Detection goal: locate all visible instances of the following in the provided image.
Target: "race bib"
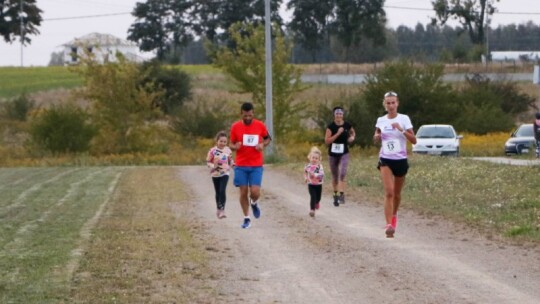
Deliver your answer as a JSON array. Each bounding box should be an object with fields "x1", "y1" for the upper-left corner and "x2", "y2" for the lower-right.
[
  {"x1": 382, "y1": 140, "x2": 402, "y2": 155},
  {"x1": 243, "y1": 134, "x2": 259, "y2": 146},
  {"x1": 331, "y1": 143, "x2": 344, "y2": 154}
]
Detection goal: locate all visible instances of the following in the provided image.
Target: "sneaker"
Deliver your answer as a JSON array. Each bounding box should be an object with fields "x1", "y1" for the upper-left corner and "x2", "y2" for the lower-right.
[
  {"x1": 391, "y1": 215, "x2": 398, "y2": 228},
  {"x1": 385, "y1": 224, "x2": 395, "y2": 238},
  {"x1": 339, "y1": 193, "x2": 345, "y2": 204},
  {"x1": 315, "y1": 202, "x2": 320, "y2": 210},
  {"x1": 309, "y1": 209, "x2": 315, "y2": 217},
  {"x1": 218, "y1": 210, "x2": 227, "y2": 219},
  {"x1": 251, "y1": 203, "x2": 261, "y2": 219},
  {"x1": 241, "y1": 218, "x2": 251, "y2": 229},
  {"x1": 216, "y1": 209, "x2": 221, "y2": 219},
  {"x1": 333, "y1": 195, "x2": 340, "y2": 207}
]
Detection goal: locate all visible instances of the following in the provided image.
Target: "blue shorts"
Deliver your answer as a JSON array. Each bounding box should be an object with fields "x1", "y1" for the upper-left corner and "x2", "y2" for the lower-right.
[{"x1": 234, "y1": 166, "x2": 264, "y2": 187}]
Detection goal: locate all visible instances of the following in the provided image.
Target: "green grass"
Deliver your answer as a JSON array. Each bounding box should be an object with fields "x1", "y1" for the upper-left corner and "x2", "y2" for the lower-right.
[
  {"x1": 0, "y1": 166, "x2": 215, "y2": 303},
  {"x1": 0, "y1": 66, "x2": 83, "y2": 99},
  {"x1": 0, "y1": 167, "x2": 125, "y2": 303}
]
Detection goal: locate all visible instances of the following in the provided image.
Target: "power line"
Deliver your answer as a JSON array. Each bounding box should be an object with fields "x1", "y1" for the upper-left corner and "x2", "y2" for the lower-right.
[
  {"x1": 44, "y1": 12, "x2": 131, "y2": 21},
  {"x1": 40, "y1": 5, "x2": 540, "y2": 23},
  {"x1": 384, "y1": 5, "x2": 540, "y2": 16}
]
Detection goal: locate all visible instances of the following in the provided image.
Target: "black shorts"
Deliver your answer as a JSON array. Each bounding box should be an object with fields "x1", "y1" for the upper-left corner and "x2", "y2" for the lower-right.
[{"x1": 377, "y1": 158, "x2": 409, "y2": 177}]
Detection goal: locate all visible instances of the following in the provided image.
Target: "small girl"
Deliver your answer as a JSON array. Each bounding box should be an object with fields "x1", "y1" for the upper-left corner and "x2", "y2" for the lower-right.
[
  {"x1": 206, "y1": 131, "x2": 234, "y2": 219},
  {"x1": 304, "y1": 147, "x2": 325, "y2": 217}
]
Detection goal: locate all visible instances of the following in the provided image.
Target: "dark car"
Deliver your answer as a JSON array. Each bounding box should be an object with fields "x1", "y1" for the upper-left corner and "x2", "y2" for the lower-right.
[{"x1": 504, "y1": 124, "x2": 535, "y2": 155}]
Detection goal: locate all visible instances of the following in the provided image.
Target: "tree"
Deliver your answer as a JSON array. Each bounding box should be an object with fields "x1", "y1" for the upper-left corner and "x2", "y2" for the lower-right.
[
  {"x1": 431, "y1": 0, "x2": 498, "y2": 48},
  {"x1": 72, "y1": 54, "x2": 167, "y2": 154},
  {"x1": 287, "y1": 0, "x2": 333, "y2": 62},
  {"x1": 331, "y1": 0, "x2": 386, "y2": 62},
  {"x1": 0, "y1": 0, "x2": 42, "y2": 44},
  {"x1": 212, "y1": 22, "x2": 305, "y2": 138},
  {"x1": 195, "y1": 0, "x2": 283, "y2": 44},
  {"x1": 139, "y1": 61, "x2": 192, "y2": 115},
  {"x1": 127, "y1": 0, "x2": 194, "y2": 60},
  {"x1": 128, "y1": 0, "x2": 283, "y2": 60}
]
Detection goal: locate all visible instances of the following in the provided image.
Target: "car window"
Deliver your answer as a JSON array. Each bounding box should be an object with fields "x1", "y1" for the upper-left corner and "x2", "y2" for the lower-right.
[
  {"x1": 417, "y1": 126, "x2": 455, "y2": 139},
  {"x1": 514, "y1": 125, "x2": 534, "y2": 137}
]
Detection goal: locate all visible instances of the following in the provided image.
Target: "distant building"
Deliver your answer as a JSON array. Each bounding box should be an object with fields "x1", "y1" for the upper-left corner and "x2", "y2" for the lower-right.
[
  {"x1": 490, "y1": 51, "x2": 540, "y2": 62},
  {"x1": 61, "y1": 32, "x2": 144, "y2": 65}
]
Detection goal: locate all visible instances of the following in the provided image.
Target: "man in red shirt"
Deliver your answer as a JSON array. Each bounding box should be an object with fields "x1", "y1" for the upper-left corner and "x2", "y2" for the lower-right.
[{"x1": 230, "y1": 102, "x2": 272, "y2": 229}]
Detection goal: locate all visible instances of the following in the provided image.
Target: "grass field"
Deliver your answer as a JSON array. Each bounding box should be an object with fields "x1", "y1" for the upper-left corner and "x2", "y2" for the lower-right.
[
  {"x1": 0, "y1": 67, "x2": 82, "y2": 99},
  {"x1": 0, "y1": 166, "x2": 215, "y2": 303}
]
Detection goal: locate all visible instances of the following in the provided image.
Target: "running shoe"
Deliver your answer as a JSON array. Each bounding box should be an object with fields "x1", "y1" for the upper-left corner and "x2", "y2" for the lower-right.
[
  {"x1": 251, "y1": 203, "x2": 261, "y2": 219},
  {"x1": 309, "y1": 209, "x2": 315, "y2": 217},
  {"x1": 333, "y1": 195, "x2": 340, "y2": 207},
  {"x1": 241, "y1": 218, "x2": 251, "y2": 229},
  {"x1": 391, "y1": 215, "x2": 398, "y2": 228},
  {"x1": 218, "y1": 209, "x2": 227, "y2": 219},
  {"x1": 385, "y1": 224, "x2": 395, "y2": 238},
  {"x1": 315, "y1": 202, "x2": 320, "y2": 210},
  {"x1": 216, "y1": 209, "x2": 221, "y2": 219},
  {"x1": 339, "y1": 193, "x2": 345, "y2": 204}
]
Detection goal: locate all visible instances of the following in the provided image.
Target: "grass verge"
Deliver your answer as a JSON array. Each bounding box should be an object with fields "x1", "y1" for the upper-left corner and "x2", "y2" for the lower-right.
[
  {"x1": 70, "y1": 167, "x2": 217, "y2": 303},
  {"x1": 281, "y1": 154, "x2": 540, "y2": 243}
]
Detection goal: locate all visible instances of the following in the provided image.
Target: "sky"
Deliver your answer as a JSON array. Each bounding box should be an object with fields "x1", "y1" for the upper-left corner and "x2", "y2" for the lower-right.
[{"x1": 1, "y1": 0, "x2": 539, "y2": 67}]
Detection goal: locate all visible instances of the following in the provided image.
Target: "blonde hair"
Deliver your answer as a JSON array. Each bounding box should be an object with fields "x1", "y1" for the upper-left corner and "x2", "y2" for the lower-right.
[{"x1": 307, "y1": 146, "x2": 322, "y2": 161}]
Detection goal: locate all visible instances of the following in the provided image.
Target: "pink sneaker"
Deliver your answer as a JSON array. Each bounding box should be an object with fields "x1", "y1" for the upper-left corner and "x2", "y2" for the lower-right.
[
  {"x1": 315, "y1": 202, "x2": 320, "y2": 210},
  {"x1": 218, "y1": 210, "x2": 227, "y2": 219},
  {"x1": 385, "y1": 224, "x2": 395, "y2": 238},
  {"x1": 391, "y1": 215, "x2": 398, "y2": 229}
]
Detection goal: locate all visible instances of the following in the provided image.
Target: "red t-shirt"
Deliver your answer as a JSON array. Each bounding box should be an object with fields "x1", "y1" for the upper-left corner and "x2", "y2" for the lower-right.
[{"x1": 230, "y1": 119, "x2": 269, "y2": 166}]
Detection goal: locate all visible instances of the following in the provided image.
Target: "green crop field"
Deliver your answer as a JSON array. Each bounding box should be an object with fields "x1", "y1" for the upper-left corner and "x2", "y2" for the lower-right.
[{"x1": 0, "y1": 66, "x2": 82, "y2": 99}]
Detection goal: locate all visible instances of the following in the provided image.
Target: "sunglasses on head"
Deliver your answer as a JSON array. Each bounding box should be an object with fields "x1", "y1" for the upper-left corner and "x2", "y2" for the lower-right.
[{"x1": 384, "y1": 91, "x2": 398, "y2": 97}]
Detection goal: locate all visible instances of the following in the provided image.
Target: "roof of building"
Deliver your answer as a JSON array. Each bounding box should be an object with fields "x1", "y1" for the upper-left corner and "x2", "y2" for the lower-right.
[{"x1": 61, "y1": 32, "x2": 137, "y2": 47}]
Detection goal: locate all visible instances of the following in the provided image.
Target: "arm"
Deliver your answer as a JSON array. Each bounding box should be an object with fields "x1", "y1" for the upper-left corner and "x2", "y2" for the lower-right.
[
  {"x1": 256, "y1": 133, "x2": 272, "y2": 151},
  {"x1": 347, "y1": 127, "x2": 356, "y2": 143},
  {"x1": 373, "y1": 128, "x2": 382, "y2": 144},
  {"x1": 325, "y1": 128, "x2": 344, "y2": 145},
  {"x1": 206, "y1": 150, "x2": 216, "y2": 169}
]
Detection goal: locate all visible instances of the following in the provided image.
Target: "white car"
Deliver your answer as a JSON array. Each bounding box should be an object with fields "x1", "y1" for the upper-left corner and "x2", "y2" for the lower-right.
[{"x1": 412, "y1": 124, "x2": 463, "y2": 156}]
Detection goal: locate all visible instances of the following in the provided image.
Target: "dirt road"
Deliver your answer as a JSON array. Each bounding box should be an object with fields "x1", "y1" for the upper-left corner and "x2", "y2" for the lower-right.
[{"x1": 179, "y1": 166, "x2": 540, "y2": 304}]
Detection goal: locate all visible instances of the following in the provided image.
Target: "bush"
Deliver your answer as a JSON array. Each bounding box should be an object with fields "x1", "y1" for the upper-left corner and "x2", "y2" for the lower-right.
[
  {"x1": 140, "y1": 61, "x2": 192, "y2": 115},
  {"x1": 1, "y1": 93, "x2": 36, "y2": 121},
  {"x1": 171, "y1": 99, "x2": 236, "y2": 139},
  {"x1": 30, "y1": 104, "x2": 96, "y2": 154},
  {"x1": 351, "y1": 61, "x2": 458, "y2": 146}
]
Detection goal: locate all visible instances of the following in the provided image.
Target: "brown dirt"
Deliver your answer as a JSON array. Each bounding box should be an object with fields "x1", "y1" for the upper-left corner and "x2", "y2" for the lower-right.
[{"x1": 179, "y1": 165, "x2": 540, "y2": 304}]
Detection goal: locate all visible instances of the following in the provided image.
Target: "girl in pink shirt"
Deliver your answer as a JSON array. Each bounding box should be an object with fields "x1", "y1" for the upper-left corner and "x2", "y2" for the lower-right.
[
  {"x1": 304, "y1": 147, "x2": 325, "y2": 217},
  {"x1": 206, "y1": 131, "x2": 234, "y2": 219}
]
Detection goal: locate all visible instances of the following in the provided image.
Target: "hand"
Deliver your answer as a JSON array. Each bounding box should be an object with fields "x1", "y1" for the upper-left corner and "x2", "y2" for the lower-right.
[
  {"x1": 337, "y1": 127, "x2": 344, "y2": 135},
  {"x1": 391, "y1": 123, "x2": 403, "y2": 132},
  {"x1": 255, "y1": 143, "x2": 264, "y2": 151},
  {"x1": 232, "y1": 142, "x2": 242, "y2": 150},
  {"x1": 373, "y1": 133, "x2": 381, "y2": 143}
]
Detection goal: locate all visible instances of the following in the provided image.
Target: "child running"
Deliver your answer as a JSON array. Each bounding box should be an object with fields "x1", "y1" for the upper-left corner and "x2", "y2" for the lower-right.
[
  {"x1": 206, "y1": 131, "x2": 234, "y2": 219},
  {"x1": 304, "y1": 147, "x2": 325, "y2": 217}
]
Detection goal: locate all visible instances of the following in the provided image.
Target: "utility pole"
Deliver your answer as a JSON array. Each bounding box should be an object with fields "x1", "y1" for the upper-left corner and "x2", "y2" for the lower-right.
[
  {"x1": 20, "y1": 0, "x2": 24, "y2": 67},
  {"x1": 485, "y1": 0, "x2": 491, "y2": 64},
  {"x1": 264, "y1": 0, "x2": 274, "y2": 155}
]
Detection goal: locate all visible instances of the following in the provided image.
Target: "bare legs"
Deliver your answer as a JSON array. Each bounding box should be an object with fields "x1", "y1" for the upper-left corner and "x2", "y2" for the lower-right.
[
  {"x1": 239, "y1": 185, "x2": 261, "y2": 216},
  {"x1": 380, "y1": 166, "x2": 405, "y2": 225}
]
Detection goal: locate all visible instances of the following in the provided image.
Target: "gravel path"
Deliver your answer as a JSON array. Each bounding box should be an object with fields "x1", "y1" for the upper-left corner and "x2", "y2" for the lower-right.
[{"x1": 178, "y1": 166, "x2": 540, "y2": 304}]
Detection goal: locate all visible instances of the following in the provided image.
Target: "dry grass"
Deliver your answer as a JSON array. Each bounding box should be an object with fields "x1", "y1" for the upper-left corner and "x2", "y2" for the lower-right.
[
  {"x1": 70, "y1": 167, "x2": 218, "y2": 303},
  {"x1": 297, "y1": 62, "x2": 537, "y2": 75}
]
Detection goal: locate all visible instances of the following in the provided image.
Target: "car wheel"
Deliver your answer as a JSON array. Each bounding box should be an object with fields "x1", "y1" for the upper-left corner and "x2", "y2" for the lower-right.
[{"x1": 516, "y1": 144, "x2": 524, "y2": 155}]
